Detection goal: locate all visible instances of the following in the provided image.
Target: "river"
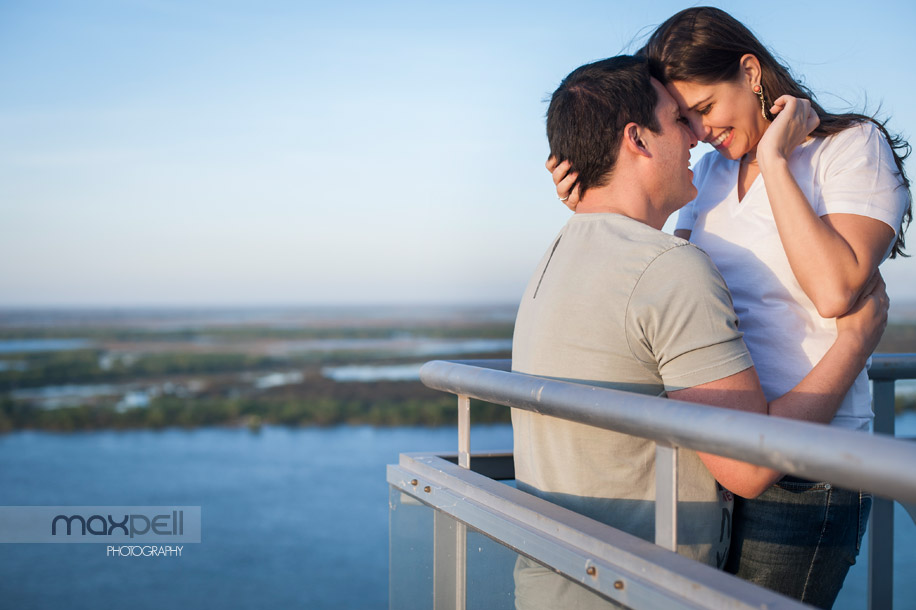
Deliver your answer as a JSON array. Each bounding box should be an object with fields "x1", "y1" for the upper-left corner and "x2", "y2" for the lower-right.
[{"x1": 0, "y1": 418, "x2": 913, "y2": 609}]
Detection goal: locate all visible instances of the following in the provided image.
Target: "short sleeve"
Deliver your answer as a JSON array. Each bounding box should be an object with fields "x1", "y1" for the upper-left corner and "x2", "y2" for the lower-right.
[
  {"x1": 818, "y1": 123, "x2": 909, "y2": 238},
  {"x1": 625, "y1": 245, "x2": 754, "y2": 391}
]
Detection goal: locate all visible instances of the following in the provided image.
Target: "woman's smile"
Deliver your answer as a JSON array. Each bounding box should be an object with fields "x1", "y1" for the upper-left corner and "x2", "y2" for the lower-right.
[{"x1": 709, "y1": 128, "x2": 734, "y2": 150}]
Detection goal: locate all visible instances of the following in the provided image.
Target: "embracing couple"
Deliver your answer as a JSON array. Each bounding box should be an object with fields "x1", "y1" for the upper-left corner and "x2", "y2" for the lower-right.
[{"x1": 511, "y1": 7, "x2": 910, "y2": 610}]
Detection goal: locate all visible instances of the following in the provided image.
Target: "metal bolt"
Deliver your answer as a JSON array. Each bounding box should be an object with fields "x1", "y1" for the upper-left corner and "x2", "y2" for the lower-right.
[
  {"x1": 410, "y1": 479, "x2": 418, "y2": 486},
  {"x1": 424, "y1": 486, "x2": 431, "y2": 493},
  {"x1": 614, "y1": 581, "x2": 624, "y2": 590},
  {"x1": 586, "y1": 566, "x2": 597, "y2": 577}
]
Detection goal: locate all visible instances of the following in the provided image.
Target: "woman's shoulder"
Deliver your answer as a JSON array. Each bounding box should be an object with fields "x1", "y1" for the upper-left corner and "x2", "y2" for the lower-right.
[
  {"x1": 818, "y1": 120, "x2": 886, "y2": 152},
  {"x1": 695, "y1": 148, "x2": 728, "y2": 171},
  {"x1": 810, "y1": 119, "x2": 900, "y2": 176},
  {"x1": 689, "y1": 149, "x2": 735, "y2": 204},
  {"x1": 691, "y1": 148, "x2": 731, "y2": 184}
]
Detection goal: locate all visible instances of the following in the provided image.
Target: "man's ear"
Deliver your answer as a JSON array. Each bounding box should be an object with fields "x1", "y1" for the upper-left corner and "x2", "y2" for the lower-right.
[{"x1": 622, "y1": 122, "x2": 651, "y2": 158}]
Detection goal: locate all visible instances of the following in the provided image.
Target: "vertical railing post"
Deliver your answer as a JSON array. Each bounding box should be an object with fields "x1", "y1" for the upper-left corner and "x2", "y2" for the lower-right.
[
  {"x1": 457, "y1": 395, "x2": 470, "y2": 469},
  {"x1": 869, "y1": 379, "x2": 896, "y2": 610},
  {"x1": 655, "y1": 441, "x2": 678, "y2": 552}
]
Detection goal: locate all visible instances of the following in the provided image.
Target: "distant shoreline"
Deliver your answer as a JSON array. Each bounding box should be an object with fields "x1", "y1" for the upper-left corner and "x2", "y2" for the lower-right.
[{"x1": 1, "y1": 305, "x2": 913, "y2": 432}]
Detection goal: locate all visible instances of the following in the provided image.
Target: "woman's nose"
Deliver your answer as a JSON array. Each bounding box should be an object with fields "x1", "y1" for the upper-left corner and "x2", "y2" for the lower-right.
[{"x1": 690, "y1": 117, "x2": 707, "y2": 142}]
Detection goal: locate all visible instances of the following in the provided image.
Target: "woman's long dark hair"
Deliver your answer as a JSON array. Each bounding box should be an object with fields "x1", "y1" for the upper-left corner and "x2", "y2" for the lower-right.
[{"x1": 641, "y1": 6, "x2": 911, "y2": 258}]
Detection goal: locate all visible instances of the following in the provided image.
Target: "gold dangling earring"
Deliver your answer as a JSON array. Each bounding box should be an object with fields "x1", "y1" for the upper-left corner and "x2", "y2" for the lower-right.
[{"x1": 753, "y1": 84, "x2": 769, "y2": 120}]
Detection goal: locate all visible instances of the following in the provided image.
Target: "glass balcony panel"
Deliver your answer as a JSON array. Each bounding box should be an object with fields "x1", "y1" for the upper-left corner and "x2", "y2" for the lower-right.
[
  {"x1": 389, "y1": 487, "x2": 434, "y2": 610},
  {"x1": 390, "y1": 484, "x2": 626, "y2": 609}
]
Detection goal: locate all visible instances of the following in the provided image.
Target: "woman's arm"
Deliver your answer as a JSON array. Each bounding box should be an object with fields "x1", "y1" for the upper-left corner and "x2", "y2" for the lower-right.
[
  {"x1": 669, "y1": 273, "x2": 888, "y2": 498},
  {"x1": 766, "y1": 272, "x2": 887, "y2": 423},
  {"x1": 668, "y1": 367, "x2": 780, "y2": 498},
  {"x1": 757, "y1": 96, "x2": 896, "y2": 318}
]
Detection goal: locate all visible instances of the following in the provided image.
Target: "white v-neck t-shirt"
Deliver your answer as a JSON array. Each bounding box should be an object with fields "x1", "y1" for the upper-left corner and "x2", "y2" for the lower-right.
[{"x1": 677, "y1": 122, "x2": 909, "y2": 430}]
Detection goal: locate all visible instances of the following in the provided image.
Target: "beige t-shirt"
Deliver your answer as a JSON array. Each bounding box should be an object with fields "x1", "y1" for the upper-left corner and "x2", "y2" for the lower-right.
[{"x1": 512, "y1": 213, "x2": 754, "y2": 568}]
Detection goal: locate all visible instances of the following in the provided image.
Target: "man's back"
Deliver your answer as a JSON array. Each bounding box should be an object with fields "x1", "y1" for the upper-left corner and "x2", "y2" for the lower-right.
[{"x1": 512, "y1": 213, "x2": 752, "y2": 566}]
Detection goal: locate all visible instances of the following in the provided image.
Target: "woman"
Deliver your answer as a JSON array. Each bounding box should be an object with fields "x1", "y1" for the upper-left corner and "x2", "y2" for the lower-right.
[{"x1": 550, "y1": 7, "x2": 911, "y2": 608}]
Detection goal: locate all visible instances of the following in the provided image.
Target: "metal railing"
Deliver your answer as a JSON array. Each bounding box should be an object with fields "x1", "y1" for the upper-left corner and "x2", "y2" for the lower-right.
[
  {"x1": 389, "y1": 452, "x2": 806, "y2": 609},
  {"x1": 404, "y1": 353, "x2": 916, "y2": 610},
  {"x1": 863, "y1": 353, "x2": 916, "y2": 609}
]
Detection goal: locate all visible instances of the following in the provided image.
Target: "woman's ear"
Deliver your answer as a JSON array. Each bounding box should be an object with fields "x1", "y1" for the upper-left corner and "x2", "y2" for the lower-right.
[{"x1": 739, "y1": 53, "x2": 762, "y2": 87}]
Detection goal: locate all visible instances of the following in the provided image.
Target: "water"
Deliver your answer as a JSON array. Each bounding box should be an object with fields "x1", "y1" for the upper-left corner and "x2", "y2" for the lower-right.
[
  {"x1": 0, "y1": 338, "x2": 93, "y2": 354},
  {"x1": 11, "y1": 383, "x2": 122, "y2": 403},
  {"x1": 321, "y1": 363, "x2": 425, "y2": 382},
  {"x1": 0, "y1": 424, "x2": 513, "y2": 609},
  {"x1": 0, "y1": 418, "x2": 913, "y2": 609},
  {"x1": 263, "y1": 337, "x2": 512, "y2": 357}
]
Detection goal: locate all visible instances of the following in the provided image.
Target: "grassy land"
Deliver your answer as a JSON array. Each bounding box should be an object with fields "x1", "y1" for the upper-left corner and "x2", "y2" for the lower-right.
[
  {"x1": 0, "y1": 391, "x2": 508, "y2": 433},
  {"x1": 0, "y1": 313, "x2": 516, "y2": 431},
  {"x1": 1, "y1": 314, "x2": 913, "y2": 432}
]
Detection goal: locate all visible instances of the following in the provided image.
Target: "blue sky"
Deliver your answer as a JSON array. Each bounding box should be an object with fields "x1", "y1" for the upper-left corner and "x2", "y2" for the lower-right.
[{"x1": 1, "y1": 0, "x2": 914, "y2": 307}]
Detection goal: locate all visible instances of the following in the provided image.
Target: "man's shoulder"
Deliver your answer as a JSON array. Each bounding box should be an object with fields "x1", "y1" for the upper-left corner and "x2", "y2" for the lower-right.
[
  {"x1": 635, "y1": 240, "x2": 725, "y2": 297},
  {"x1": 623, "y1": 227, "x2": 717, "y2": 280},
  {"x1": 651, "y1": 238, "x2": 716, "y2": 269},
  {"x1": 555, "y1": 215, "x2": 721, "y2": 293},
  {"x1": 563, "y1": 213, "x2": 695, "y2": 260}
]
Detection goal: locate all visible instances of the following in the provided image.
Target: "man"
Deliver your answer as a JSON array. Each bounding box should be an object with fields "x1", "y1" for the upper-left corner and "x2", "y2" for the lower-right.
[{"x1": 511, "y1": 56, "x2": 886, "y2": 606}]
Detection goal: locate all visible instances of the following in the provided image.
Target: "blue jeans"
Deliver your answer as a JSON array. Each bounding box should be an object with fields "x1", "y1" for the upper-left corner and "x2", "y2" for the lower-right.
[{"x1": 725, "y1": 476, "x2": 872, "y2": 609}]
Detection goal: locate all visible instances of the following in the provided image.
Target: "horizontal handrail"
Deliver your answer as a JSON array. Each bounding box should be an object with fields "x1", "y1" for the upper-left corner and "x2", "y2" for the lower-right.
[
  {"x1": 419, "y1": 358, "x2": 916, "y2": 505},
  {"x1": 438, "y1": 354, "x2": 916, "y2": 379},
  {"x1": 868, "y1": 353, "x2": 916, "y2": 380}
]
